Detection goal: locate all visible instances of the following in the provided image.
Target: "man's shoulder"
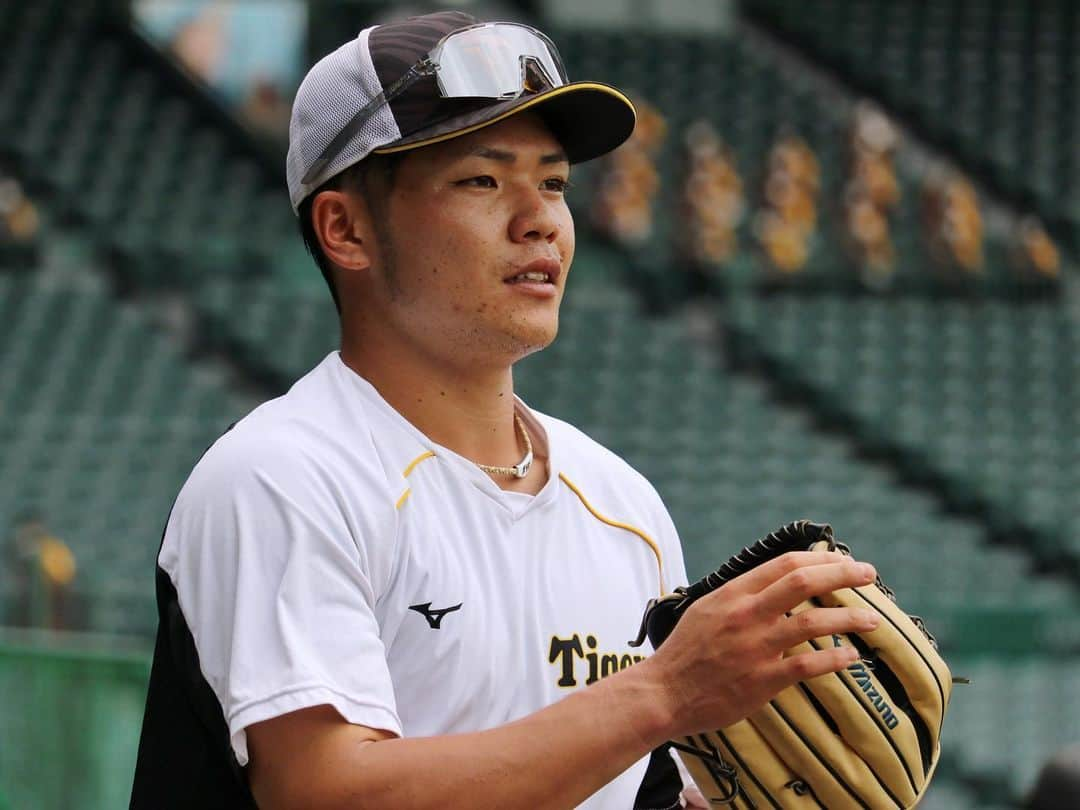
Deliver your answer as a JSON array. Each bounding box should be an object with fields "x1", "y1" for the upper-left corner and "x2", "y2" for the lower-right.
[
  {"x1": 195, "y1": 375, "x2": 348, "y2": 476},
  {"x1": 182, "y1": 356, "x2": 414, "y2": 504}
]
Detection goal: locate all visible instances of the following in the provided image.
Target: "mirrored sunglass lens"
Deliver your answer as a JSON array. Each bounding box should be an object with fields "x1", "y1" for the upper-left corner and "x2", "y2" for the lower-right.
[{"x1": 435, "y1": 25, "x2": 566, "y2": 99}]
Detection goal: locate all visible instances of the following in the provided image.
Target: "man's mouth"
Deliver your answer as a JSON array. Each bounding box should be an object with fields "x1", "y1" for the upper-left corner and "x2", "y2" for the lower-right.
[
  {"x1": 504, "y1": 258, "x2": 561, "y2": 285},
  {"x1": 505, "y1": 271, "x2": 553, "y2": 284}
]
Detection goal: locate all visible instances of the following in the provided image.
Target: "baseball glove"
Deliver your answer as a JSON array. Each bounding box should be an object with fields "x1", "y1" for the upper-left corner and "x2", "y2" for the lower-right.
[{"x1": 631, "y1": 520, "x2": 958, "y2": 809}]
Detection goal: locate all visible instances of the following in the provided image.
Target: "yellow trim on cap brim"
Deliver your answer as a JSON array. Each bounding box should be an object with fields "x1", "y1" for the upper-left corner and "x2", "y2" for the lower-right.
[{"x1": 372, "y1": 82, "x2": 636, "y2": 155}]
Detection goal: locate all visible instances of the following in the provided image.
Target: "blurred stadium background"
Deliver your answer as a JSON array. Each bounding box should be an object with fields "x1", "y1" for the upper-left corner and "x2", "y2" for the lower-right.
[{"x1": 1, "y1": 0, "x2": 1078, "y2": 806}]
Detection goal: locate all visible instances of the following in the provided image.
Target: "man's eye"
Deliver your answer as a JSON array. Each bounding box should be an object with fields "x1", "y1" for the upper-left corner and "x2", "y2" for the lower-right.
[
  {"x1": 458, "y1": 176, "x2": 497, "y2": 188},
  {"x1": 542, "y1": 178, "x2": 572, "y2": 193}
]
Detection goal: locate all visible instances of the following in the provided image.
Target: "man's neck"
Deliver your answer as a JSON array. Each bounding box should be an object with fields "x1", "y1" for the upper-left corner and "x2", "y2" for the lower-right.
[{"x1": 340, "y1": 341, "x2": 543, "y2": 491}]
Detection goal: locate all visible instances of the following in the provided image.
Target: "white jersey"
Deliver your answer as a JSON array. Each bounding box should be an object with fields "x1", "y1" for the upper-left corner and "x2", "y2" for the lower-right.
[{"x1": 156, "y1": 352, "x2": 689, "y2": 809}]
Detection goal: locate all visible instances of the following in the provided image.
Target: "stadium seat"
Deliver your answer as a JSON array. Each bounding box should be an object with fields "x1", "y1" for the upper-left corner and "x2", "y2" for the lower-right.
[
  {"x1": 0, "y1": 274, "x2": 250, "y2": 636},
  {"x1": 0, "y1": 0, "x2": 290, "y2": 292},
  {"x1": 728, "y1": 291, "x2": 1080, "y2": 570},
  {"x1": 744, "y1": 0, "x2": 1080, "y2": 251}
]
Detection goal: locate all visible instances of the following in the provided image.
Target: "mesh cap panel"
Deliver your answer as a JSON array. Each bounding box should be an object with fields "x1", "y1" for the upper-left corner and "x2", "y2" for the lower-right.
[{"x1": 286, "y1": 27, "x2": 401, "y2": 212}]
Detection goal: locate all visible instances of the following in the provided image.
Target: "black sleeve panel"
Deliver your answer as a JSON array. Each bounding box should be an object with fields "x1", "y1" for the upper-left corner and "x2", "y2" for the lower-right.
[
  {"x1": 634, "y1": 743, "x2": 684, "y2": 810},
  {"x1": 129, "y1": 566, "x2": 256, "y2": 809}
]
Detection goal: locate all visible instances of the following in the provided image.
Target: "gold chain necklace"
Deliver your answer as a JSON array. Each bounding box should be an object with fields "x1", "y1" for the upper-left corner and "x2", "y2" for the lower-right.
[{"x1": 476, "y1": 414, "x2": 533, "y2": 479}]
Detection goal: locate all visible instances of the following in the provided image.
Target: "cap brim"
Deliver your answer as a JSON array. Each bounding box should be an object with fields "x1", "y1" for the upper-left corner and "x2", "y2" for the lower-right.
[{"x1": 371, "y1": 81, "x2": 636, "y2": 164}]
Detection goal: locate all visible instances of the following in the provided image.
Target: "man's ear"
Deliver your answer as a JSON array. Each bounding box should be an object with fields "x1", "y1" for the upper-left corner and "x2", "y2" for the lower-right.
[{"x1": 310, "y1": 189, "x2": 375, "y2": 273}]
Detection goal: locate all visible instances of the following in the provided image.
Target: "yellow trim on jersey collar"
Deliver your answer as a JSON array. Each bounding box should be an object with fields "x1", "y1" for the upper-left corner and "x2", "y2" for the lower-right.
[
  {"x1": 403, "y1": 450, "x2": 436, "y2": 477},
  {"x1": 558, "y1": 472, "x2": 665, "y2": 597},
  {"x1": 397, "y1": 450, "x2": 437, "y2": 510},
  {"x1": 372, "y1": 82, "x2": 634, "y2": 155}
]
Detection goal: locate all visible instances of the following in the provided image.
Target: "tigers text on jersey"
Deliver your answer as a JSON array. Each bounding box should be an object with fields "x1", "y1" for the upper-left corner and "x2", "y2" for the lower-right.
[{"x1": 131, "y1": 352, "x2": 689, "y2": 809}]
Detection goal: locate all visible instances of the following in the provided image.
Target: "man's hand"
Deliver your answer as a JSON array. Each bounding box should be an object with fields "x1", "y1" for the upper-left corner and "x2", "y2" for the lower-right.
[{"x1": 636, "y1": 550, "x2": 880, "y2": 740}]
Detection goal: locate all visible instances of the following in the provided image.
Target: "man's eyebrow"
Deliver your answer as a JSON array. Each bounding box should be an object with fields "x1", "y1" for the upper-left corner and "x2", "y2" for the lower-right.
[
  {"x1": 465, "y1": 146, "x2": 570, "y2": 165},
  {"x1": 540, "y1": 150, "x2": 570, "y2": 165},
  {"x1": 468, "y1": 146, "x2": 516, "y2": 162}
]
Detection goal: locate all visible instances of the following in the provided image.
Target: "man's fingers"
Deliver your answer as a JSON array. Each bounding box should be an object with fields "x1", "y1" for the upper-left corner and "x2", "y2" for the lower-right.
[
  {"x1": 717, "y1": 550, "x2": 855, "y2": 598},
  {"x1": 754, "y1": 559, "x2": 876, "y2": 617},
  {"x1": 760, "y1": 644, "x2": 861, "y2": 694},
  {"x1": 770, "y1": 606, "x2": 879, "y2": 652}
]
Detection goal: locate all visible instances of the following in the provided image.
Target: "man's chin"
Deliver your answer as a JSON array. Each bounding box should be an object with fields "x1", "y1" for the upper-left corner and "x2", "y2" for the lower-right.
[{"x1": 499, "y1": 322, "x2": 559, "y2": 363}]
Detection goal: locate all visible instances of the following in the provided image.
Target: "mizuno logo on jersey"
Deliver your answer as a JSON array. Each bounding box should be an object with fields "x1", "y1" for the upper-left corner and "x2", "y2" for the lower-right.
[{"x1": 409, "y1": 602, "x2": 463, "y2": 629}]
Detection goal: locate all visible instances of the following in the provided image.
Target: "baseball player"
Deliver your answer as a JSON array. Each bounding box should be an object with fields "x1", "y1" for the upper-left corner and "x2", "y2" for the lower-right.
[{"x1": 130, "y1": 11, "x2": 879, "y2": 809}]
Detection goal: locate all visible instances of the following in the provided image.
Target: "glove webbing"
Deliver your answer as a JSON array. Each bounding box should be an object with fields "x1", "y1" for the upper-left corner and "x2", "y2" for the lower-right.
[
  {"x1": 630, "y1": 521, "x2": 834, "y2": 649},
  {"x1": 685, "y1": 520, "x2": 835, "y2": 601}
]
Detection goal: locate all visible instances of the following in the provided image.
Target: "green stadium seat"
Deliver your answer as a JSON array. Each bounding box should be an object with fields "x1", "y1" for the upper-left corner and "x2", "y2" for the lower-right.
[
  {"x1": 0, "y1": 274, "x2": 251, "y2": 634},
  {"x1": 728, "y1": 290, "x2": 1080, "y2": 571},
  {"x1": 743, "y1": 0, "x2": 1080, "y2": 253}
]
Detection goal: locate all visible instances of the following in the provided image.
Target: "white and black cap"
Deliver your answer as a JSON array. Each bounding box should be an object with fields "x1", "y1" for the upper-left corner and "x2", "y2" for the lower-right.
[{"x1": 286, "y1": 10, "x2": 637, "y2": 213}]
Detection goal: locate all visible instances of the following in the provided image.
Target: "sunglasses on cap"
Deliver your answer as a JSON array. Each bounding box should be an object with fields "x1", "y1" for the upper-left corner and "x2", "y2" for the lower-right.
[{"x1": 301, "y1": 22, "x2": 569, "y2": 188}]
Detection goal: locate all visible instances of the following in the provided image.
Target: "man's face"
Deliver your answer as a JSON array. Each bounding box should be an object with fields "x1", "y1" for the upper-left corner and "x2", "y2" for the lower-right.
[{"x1": 355, "y1": 113, "x2": 576, "y2": 369}]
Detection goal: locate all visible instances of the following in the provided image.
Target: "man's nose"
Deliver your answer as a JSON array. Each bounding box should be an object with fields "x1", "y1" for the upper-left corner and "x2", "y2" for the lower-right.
[{"x1": 508, "y1": 189, "x2": 561, "y2": 243}]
